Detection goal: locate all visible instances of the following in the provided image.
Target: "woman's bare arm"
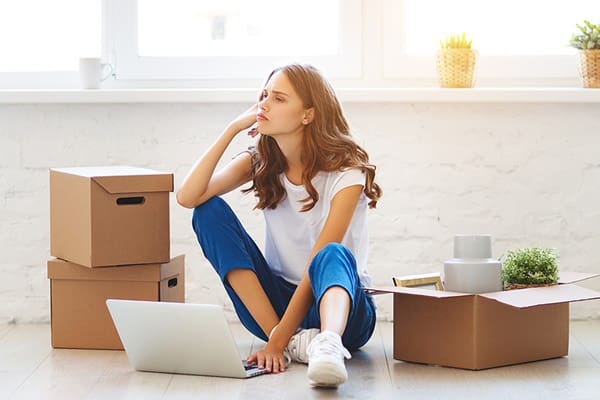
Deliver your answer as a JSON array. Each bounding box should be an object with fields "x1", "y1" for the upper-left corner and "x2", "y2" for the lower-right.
[{"x1": 176, "y1": 105, "x2": 258, "y2": 209}]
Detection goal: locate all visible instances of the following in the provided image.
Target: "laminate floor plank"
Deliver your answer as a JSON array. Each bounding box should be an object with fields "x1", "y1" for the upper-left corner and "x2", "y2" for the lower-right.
[
  {"x1": 1, "y1": 321, "x2": 599, "y2": 400},
  {"x1": 380, "y1": 322, "x2": 600, "y2": 400}
]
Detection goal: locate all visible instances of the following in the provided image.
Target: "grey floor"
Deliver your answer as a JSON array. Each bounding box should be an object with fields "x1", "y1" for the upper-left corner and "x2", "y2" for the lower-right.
[{"x1": 0, "y1": 320, "x2": 599, "y2": 400}]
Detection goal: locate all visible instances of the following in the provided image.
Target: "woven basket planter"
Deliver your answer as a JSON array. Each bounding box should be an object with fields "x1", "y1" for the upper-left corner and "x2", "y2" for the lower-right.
[
  {"x1": 579, "y1": 49, "x2": 600, "y2": 88},
  {"x1": 436, "y1": 49, "x2": 478, "y2": 88},
  {"x1": 504, "y1": 282, "x2": 558, "y2": 291}
]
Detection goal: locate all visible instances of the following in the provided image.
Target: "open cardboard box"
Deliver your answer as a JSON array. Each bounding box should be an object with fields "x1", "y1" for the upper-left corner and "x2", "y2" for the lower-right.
[
  {"x1": 50, "y1": 166, "x2": 173, "y2": 268},
  {"x1": 367, "y1": 271, "x2": 600, "y2": 370},
  {"x1": 48, "y1": 255, "x2": 185, "y2": 350}
]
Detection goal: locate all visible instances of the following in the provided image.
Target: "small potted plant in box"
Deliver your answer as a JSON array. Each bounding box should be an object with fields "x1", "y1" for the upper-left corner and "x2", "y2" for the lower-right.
[
  {"x1": 501, "y1": 248, "x2": 559, "y2": 290},
  {"x1": 570, "y1": 20, "x2": 600, "y2": 88},
  {"x1": 436, "y1": 32, "x2": 478, "y2": 88}
]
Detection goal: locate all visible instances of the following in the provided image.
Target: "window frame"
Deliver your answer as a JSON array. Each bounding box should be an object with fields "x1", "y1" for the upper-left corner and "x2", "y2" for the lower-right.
[{"x1": 105, "y1": 0, "x2": 363, "y2": 81}]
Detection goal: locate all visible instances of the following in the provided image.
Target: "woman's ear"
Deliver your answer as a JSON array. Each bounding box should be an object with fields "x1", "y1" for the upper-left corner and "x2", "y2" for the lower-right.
[{"x1": 302, "y1": 108, "x2": 315, "y2": 125}]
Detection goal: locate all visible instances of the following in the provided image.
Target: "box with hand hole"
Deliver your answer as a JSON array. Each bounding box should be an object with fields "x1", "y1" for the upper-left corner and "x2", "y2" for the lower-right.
[
  {"x1": 50, "y1": 166, "x2": 173, "y2": 268},
  {"x1": 48, "y1": 255, "x2": 185, "y2": 350}
]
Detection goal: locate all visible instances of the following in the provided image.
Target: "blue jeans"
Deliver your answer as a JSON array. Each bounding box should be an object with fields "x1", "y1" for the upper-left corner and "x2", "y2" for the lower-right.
[{"x1": 192, "y1": 196, "x2": 376, "y2": 350}]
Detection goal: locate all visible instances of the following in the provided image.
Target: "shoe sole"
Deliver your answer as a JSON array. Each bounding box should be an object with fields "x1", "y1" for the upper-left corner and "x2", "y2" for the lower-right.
[{"x1": 307, "y1": 361, "x2": 347, "y2": 387}]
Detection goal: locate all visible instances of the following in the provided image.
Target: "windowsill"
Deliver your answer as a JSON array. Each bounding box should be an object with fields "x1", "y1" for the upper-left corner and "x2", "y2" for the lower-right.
[{"x1": 0, "y1": 87, "x2": 599, "y2": 104}]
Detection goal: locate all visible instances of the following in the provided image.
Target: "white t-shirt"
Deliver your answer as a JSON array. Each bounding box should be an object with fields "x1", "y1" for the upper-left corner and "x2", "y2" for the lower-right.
[{"x1": 263, "y1": 168, "x2": 371, "y2": 287}]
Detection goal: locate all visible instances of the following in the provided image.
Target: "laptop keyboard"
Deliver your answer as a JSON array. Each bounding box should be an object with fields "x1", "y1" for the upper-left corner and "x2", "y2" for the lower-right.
[{"x1": 243, "y1": 361, "x2": 267, "y2": 376}]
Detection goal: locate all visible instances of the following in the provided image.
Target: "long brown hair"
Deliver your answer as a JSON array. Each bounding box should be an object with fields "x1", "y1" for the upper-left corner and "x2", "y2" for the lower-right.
[{"x1": 243, "y1": 63, "x2": 382, "y2": 211}]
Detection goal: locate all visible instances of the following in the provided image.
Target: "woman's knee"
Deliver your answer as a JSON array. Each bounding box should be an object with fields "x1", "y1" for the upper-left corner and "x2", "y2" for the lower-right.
[
  {"x1": 308, "y1": 243, "x2": 356, "y2": 277},
  {"x1": 313, "y1": 242, "x2": 354, "y2": 263},
  {"x1": 191, "y1": 196, "x2": 228, "y2": 232}
]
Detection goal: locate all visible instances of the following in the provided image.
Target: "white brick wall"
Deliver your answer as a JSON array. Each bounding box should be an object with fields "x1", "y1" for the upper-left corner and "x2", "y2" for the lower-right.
[{"x1": 1, "y1": 102, "x2": 599, "y2": 324}]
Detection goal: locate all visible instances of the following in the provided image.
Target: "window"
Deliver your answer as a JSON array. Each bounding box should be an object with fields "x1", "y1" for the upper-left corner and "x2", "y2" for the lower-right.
[
  {"x1": 0, "y1": 0, "x2": 100, "y2": 72},
  {"x1": 403, "y1": 0, "x2": 597, "y2": 56},
  {"x1": 383, "y1": 0, "x2": 600, "y2": 84},
  {"x1": 0, "y1": 1, "x2": 596, "y2": 89},
  {"x1": 109, "y1": 0, "x2": 361, "y2": 80},
  {"x1": 137, "y1": 0, "x2": 339, "y2": 57},
  {"x1": 0, "y1": 0, "x2": 100, "y2": 88}
]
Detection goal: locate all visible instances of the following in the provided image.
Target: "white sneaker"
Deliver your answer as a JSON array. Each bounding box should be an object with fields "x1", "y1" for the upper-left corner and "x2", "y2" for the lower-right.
[
  {"x1": 306, "y1": 331, "x2": 351, "y2": 388},
  {"x1": 269, "y1": 326, "x2": 319, "y2": 364},
  {"x1": 286, "y1": 328, "x2": 320, "y2": 364}
]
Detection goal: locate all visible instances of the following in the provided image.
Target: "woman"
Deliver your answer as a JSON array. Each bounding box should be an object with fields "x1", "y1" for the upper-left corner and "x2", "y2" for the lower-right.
[{"x1": 177, "y1": 63, "x2": 381, "y2": 388}]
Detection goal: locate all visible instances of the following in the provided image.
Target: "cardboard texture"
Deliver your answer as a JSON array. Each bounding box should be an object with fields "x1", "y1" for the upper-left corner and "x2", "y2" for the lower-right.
[
  {"x1": 50, "y1": 166, "x2": 173, "y2": 268},
  {"x1": 48, "y1": 255, "x2": 185, "y2": 350},
  {"x1": 368, "y1": 273, "x2": 600, "y2": 370}
]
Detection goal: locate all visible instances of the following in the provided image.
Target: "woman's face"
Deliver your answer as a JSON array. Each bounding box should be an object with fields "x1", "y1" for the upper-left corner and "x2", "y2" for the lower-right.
[{"x1": 257, "y1": 71, "x2": 310, "y2": 136}]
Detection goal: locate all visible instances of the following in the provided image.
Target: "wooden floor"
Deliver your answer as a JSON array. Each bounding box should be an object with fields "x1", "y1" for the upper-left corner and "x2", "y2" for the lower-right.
[{"x1": 1, "y1": 320, "x2": 599, "y2": 400}]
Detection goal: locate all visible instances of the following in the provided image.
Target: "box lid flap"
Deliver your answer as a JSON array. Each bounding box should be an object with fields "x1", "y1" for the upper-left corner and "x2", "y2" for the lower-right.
[
  {"x1": 93, "y1": 174, "x2": 173, "y2": 194},
  {"x1": 52, "y1": 166, "x2": 168, "y2": 178},
  {"x1": 480, "y1": 284, "x2": 600, "y2": 308},
  {"x1": 558, "y1": 271, "x2": 599, "y2": 284},
  {"x1": 363, "y1": 286, "x2": 472, "y2": 299},
  {"x1": 47, "y1": 259, "x2": 162, "y2": 281},
  {"x1": 52, "y1": 166, "x2": 173, "y2": 194}
]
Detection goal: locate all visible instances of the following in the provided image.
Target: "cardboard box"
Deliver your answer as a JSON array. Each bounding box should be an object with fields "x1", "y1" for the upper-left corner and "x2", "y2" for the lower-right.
[
  {"x1": 48, "y1": 255, "x2": 185, "y2": 350},
  {"x1": 368, "y1": 272, "x2": 600, "y2": 370},
  {"x1": 50, "y1": 166, "x2": 173, "y2": 268}
]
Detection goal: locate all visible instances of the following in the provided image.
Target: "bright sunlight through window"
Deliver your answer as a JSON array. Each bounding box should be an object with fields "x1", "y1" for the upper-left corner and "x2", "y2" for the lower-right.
[
  {"x1": 0, "y1": 1, "x2": 100, "y2": 72},
  {"x1": 404, "y1": 0, "x2": 600, "y2": 56},
  {"x1": 137, "y1": 0, "x2": 340, "y2": 57}
]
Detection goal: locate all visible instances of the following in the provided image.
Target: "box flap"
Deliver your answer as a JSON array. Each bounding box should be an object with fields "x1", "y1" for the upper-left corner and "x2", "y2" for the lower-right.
[
  {"x1": 52, "y1": 166, "x2": 174, "y2": 194},
  {"x1": 51, "y1": 166, "x2": 168, "y2": 178},
  {"x1": 363, "y1": 286, "x2": 472, "y2": 299},
  {"x1": 558, "y1": 271, "x2": 599, "y2": 284},
  {"x1": 480, "y1": 284, "x2": 600, "y2": 308},
  {"x1": 93, "y1": 169, "x2": 173, "y2": 195},
  {"x1": 47, "y1": 258, "x2": 162, "y2": 282},
  {"x1": 93, "y1": 174, "x2": 173, "y2": 194}
]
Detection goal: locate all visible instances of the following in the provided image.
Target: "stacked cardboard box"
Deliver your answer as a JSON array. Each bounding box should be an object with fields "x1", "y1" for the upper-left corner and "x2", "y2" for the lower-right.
[{"x1": 48, "y1": 166, "x2": 185, "y2": 350}]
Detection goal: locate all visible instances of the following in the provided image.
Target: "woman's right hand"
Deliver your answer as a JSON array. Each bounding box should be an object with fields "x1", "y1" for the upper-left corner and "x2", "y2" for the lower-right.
[
  {"x1": 177, "y1": 103, "x2": 259, "y2": 209},
  {"x1": 228, "y1": 103, "x2": 259, "y2": 136},
  {"x1": 247, "y1": 340, "x2": 288, "y2": 374}
]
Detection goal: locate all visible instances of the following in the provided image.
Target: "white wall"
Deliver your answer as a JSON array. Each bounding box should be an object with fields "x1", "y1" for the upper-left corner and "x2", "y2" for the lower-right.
[{"x1": 1, "y1": 101, "x2": 599, "y2": 323}]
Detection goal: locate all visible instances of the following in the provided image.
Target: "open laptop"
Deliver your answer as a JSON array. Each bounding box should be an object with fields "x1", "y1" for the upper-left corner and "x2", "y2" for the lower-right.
[{"x1": 106, "y1": 299, "x2": 267, "y2": 378}]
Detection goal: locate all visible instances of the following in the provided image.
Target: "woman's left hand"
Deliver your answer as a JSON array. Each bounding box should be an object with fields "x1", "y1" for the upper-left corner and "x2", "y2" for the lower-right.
[{"x1": 247, "y1": 341, "x2": 288, "y2": 374}]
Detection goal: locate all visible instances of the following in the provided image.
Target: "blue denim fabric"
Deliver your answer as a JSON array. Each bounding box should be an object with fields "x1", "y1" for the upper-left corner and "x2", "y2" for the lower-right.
[{"x1": 192, "y1": 196, "x2": 376, "y2": 350}]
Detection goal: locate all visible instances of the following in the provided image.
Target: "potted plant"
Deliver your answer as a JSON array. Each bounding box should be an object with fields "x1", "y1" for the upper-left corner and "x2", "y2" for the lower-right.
[
  {"x1": 570, "y1": 20, "x2": 600, "y2": 88},
  {"x1": 436, "y1": 32, "x2": 478, "y2": 88},
  {"x1": 501, "y1": 248, "x2": 559, "y2": 290}
]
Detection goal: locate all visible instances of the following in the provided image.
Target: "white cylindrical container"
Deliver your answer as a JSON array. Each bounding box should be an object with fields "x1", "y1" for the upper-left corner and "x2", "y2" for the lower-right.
[
  {"x1": 453, "y1": 234, "x2": 492, "y2": 259},
  {"x1": 443, "y1": 234, "x2": 502, "y2": 293}
]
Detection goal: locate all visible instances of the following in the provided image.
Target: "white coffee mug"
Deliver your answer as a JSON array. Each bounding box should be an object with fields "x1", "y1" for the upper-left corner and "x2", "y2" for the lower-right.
[{"x1": 79, "y1": 57, "x2": 113, "y2": 89}]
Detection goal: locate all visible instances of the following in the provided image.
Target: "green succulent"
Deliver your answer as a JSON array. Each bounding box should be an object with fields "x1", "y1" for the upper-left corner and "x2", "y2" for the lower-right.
[
  {"x1": 570, "y1": 20, "x2": 600, "y2": 50},
  {"x1": 439, "y1": 32, "x2": 473, "y2": 49},
  {"x1": 501, "y1": 248, "x2": 559, "y2": 285}
]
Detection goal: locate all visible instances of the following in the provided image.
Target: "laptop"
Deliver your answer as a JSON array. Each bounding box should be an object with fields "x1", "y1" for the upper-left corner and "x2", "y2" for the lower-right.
[{"x1": 106, "y1": 299, "x2": 268, "y2": 378}]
